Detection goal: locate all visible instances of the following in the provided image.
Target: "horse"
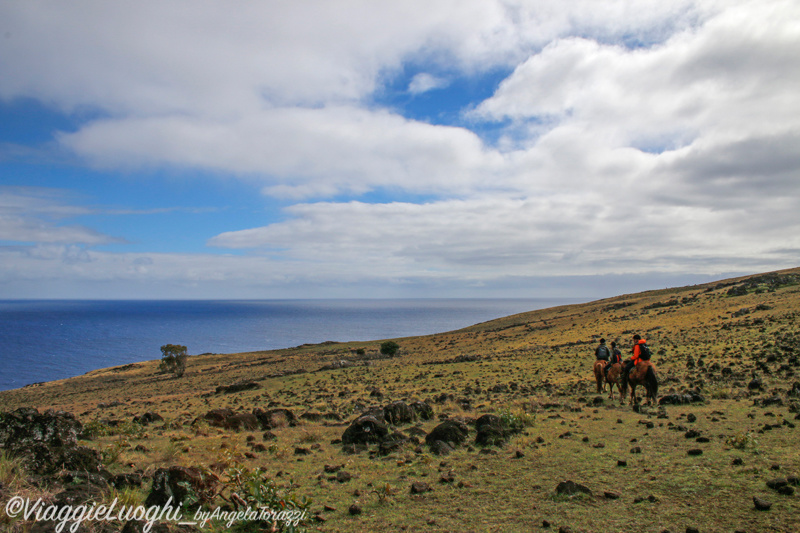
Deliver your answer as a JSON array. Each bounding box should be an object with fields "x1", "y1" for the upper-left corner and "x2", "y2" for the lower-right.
[
  {"x1": 621, "y1": 360, "x2": 658, "y2": 405},
  {"x1": 593, "y1": 360, "x2": 608, "y2": 393},
  {"x1": 604, "y1": 362, "x2": 624, "y2": 403}
]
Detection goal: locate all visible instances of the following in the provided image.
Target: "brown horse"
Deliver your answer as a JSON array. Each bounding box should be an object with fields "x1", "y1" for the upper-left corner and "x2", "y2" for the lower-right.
[
  {"x1": 621, "y1": 360, "x2": 658, "y2": 405},
  {"x1": 604, "y1": 362, "x2": 624, "y2": 403},
  {"x1": 593, "y1": 360, "x2": 608, "y2": 393}
]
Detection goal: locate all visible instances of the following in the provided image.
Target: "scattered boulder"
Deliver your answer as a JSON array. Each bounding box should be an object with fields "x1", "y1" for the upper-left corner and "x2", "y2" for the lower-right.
[
  {"x1": 426, "y1": 419, "x2": 470, "y2": 446},
  {"x1": 474, "y1": 414, "x2": 507, "y2": 446},
  {"x1": 110, "y1": 472, "x2": 144, "y2": 490},
  {"x1": 341, "y1": 415, "x2": 389, "y2": 445},
  {"x1": 0, "y1": 410, "x2": 104, "y2": 476},
  {"x1": 253, "y1": 408, "x2": 297, "y2": 430},
  {"x1": 145, "y1": 466, "x2": 215, "y2": 508},
  {"x1": 555, "y1": 480, "x2": 592, "y2": 497},
  {"x1": 384, "y1": 401, "x2": 415, "y2": 425},
  {"x1": 0, "y1": 408, "x2": 81, "y2": 450},
  {"x1": 659, "y1": 393, "x2": 704, "y2": 405},
  {"x1": 410, "y1": 401, "x2": 434, "y2": 421},
  {"x1": 348, "y1": 503, "x2": 362, "y2": 515},
  {"x1": 427, "y1": 440, "x2": 456, "y2": 456},
  {"x1": 132, "y1": 412, "x2": 163, "y2": 426},
  {"x1": 753, "y1": 496, "x2": 772, "y2": 511},
  {"x1": 410, "y1": 481, "x2": 432, "y2": 494},
  {"x1": 200, "y1": 408, "x2": 236, "y2": 427},
  {"x1": 224, "y1": 413, "x2": 259, "y2": 431}
]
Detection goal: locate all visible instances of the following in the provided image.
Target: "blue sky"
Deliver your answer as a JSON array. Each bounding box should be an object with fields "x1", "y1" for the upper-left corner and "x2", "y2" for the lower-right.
[{"x1": 1, "y1": 1, "x2": 798, "y2": 299}]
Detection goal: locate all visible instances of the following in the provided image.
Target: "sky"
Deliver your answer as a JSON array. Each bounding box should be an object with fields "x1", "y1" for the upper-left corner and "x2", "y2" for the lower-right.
[{"x1": 0, "y1": 0, "x2": 798, "y2": 300}]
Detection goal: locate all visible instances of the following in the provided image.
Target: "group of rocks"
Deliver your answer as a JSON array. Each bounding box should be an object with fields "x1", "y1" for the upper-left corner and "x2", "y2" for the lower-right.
[
  {"x1": 0, "y1": 408, "x2": 201, "y2": 533},
  {"x1": 339, "y1": 399, "x2": 521, "y2": 457}
]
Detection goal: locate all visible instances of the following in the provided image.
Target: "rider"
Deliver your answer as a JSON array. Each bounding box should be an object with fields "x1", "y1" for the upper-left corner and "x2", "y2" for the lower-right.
[
  {"x1": 604, "y1": 341, "x2": 622, "y2": 379},
  {"x1": 622, "y1": 334, "x2": 647, "y2": 379},
  {"x1": 595, "y1": 338, "x2": 610, "y2": 362}
]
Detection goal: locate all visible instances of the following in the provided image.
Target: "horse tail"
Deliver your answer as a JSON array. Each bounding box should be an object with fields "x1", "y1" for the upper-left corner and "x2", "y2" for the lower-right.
[
  {"x1": 646, "y1": 365, "x2": 658, "y2": 399},
  {"x1": 620, "y1": 369, "x2": 628, "y2": 395}
]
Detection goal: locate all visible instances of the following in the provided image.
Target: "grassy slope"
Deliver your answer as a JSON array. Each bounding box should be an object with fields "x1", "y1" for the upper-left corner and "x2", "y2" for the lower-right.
[{"x1": 1, "y1": 267, "x2": 799, "y2": 532}]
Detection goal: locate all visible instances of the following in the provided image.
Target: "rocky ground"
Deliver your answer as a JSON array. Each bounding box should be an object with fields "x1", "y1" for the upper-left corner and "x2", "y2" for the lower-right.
[{"x1": 1, "y1": 267, "x2": 799, "y2": 532}]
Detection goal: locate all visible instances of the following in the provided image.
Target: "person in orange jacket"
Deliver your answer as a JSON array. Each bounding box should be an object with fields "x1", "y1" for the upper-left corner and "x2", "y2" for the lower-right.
[{"x1": 623, "y1": 334, "x2": 646, "y2": 378}]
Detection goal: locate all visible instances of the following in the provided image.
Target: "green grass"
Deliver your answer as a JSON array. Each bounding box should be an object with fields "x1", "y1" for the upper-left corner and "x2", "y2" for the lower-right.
[{"x1": 1, "y1": 267, "x2": 800, "y2": 531}]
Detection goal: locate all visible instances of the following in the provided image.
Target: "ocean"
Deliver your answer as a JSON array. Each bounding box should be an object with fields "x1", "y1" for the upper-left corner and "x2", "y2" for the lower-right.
[{"x1": 0, "y1": 298, "x2": 582, "y2": 392}]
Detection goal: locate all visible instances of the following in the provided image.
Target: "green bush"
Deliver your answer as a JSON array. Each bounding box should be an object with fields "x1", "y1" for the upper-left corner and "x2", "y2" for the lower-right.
[
  {"x1": 380, "y1": 341, "x2": 400, "y2": 357},
  {"x1": 160, "y1": 344, "x2": 188, "y2": 378}
]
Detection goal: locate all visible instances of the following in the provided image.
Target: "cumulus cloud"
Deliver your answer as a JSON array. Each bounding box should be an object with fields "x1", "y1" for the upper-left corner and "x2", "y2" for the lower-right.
[
  {"x1": 408, "y1": 73, "x2": 450, "y2": 94},
  {"x1": 0, "y1": 0, "x2": 798, "y2": 297}
]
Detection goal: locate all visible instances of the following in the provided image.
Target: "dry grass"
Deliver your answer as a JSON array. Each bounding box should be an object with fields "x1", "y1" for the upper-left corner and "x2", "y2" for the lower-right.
[{"x1": 1, "y1": 267, "x2": 800, "y2": 531}]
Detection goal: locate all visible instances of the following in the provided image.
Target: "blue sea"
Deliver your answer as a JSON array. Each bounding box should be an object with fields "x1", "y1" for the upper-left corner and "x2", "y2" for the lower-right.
[{"x1": 0, "y1": 298, "x2": 582, "y2": 392}]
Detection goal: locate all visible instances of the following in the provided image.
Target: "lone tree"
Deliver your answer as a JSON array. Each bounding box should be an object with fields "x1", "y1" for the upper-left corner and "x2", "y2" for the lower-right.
[
  {"x1": 159, "y1": 344, "x2": 188, "y2": 378},
  {"x1": 380, "y1": 341, "x2": 400, "y2": 358}
]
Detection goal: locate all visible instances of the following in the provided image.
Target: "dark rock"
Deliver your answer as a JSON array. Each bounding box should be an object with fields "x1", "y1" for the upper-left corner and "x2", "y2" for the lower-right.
[
  {"x1": 145, "y1": 466, "x2": 215, "y2": 508},
  {"x1": 755, "y1": 396, "x2": 784, "y2": 407},
  {"x1": 299, "y1": 411, "x2": 324, "y2": 422},
  {"x1": 428, "y1": 440, "x2": 455, "y2": 456},
  {"x1": 604, "y1": 491, "x2": 621, "y2": 499},
  {"x1": 426, "y1": 419, "x2": 470, "y2": 448},
  {"x1": 22, "y1": 443, "x2": 103, "y2": 475},
  {"x1": 684, "y1": 429, "x2": 701, "y2": 439},
  {"x1": 224, "y1": 412, "x2": 259, "y2": 431},
  {"x1": 253, "y1": 408, "x2": 297, "y2": 429},
  {"x1": 474, "y1": 414, "x2": 507, "y2": 446},
  {"x1": 753, "y1": 496, "x2": 772, "y2": 511},
  {"x1": 555, "y1": 480, "x2": 592, "y2": 497},
  {"x1": 294, "y1": 447, "x2": 311, "y2": 456},
  {"x1": 659, "y1": 394, "x2": 694, "y2": 405},
  {"x1": 201, "y1": 408, "x2": 236, "y2": 427},
  {"x1": 132, "y1": 412, "x2": 163, "y2": 426},
  {"x1": 748, "y1": 378, "x2": 763, "y2": 391},
  {"x1": 262, "y1": 431, "x2": 278, "y2": 441},
  {"x1": 687, "y1": 448, "x2": 703, "y2": 456},
  {"x1": 341, "y1": 415, "x2": 390, "y2": 445},
  {"x1": 384, "y1": 401, "x2": 415, "y2": 425},
  {"x1": 0, "y1": 408, "x2": 82, "y2": 450},
  {"x1": 410, "y1": 400, "x2": 434, "y2": 421},
  {"x1": 687, "y1": 413, "x2": 697, "y2": 423},
  {"x1": 335, "y1": 471, "x2": 352, "y2": 483},
  {"x1": 617, "y1": 460, "x2": 627, "y2": 467},
  {"x1": 348, "y1": 503, "x2": 362, "y2": 515},
  {"x1": 410, "y1": 481, "x2": 432, "y2": 494},
  {"x1": 110, "y1": 472, "x2": 143, "y2": 490}
]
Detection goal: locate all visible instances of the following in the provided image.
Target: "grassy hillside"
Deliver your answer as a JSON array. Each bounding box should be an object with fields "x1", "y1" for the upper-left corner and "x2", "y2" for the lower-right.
[{"x1": 1, "y1": 267, "x2": 799, "y2": 532}]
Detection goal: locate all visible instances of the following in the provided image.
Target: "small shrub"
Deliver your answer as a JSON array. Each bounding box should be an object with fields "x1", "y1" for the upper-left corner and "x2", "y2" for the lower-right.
[
  {"x1": 725, "y1": 432, "x2": 758, "y2": 450},
  {"x1": 499, "y1": 408, "x2": 534, "y2": 432},
  {"x1": 380, "y1": 341, "x2": 400, "y2": 357}
]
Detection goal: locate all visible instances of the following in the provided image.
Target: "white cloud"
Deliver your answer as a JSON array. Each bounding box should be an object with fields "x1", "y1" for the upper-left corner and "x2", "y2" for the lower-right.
[
  {"x1": 408, "y1": 73, "x2": 449, "y2": 94},
  {"x1": 59, "y1": 106, "x2": 506, "y2": 198},
  {"x1": 0, "y1": 187, "x2": 122, "y2": 245},
  {"x1": 1, "y1": 1, "x2": 798, "y2": 297}
]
